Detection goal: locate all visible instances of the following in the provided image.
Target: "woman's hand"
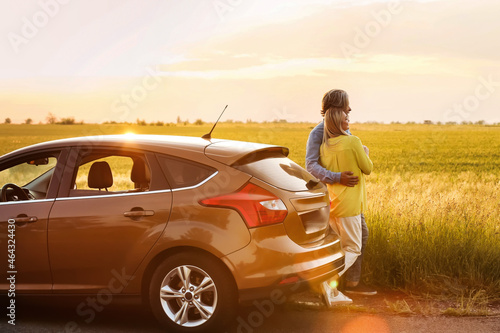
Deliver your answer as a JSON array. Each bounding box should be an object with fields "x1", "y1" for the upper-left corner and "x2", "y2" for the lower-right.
[{"x1": 363, "y1": 145, "x2": 369, "y2": 156}]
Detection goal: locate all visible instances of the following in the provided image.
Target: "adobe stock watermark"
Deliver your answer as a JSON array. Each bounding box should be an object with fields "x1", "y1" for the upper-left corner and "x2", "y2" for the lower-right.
[
  {"x1": 6, "y1": 219, "x2": 17, "y2": 326},
  {"x1": 226, "y1": 274, "x2": 301, "y2": 333},
  {"x1": 272, "y1": 106, "x2": 297, "y2": 123},
  {"x1": 110, "y1": 67, "x2": 162, "y2": 123},
  {"x1": 340, "y1": 0, "x2": 403, "y2": 61},
  {"x1": 213, "y1": 0, "x2": 244, "y2": 22},
  {"x1": 443, "y1": 75, "x2": 500, "y2": 123},
  {"x1": 7, "y1": 0, "x2": 72, "y2": 54},
  {"x1": 63, "y1": 268, "x2": 135, "y2": 333}
]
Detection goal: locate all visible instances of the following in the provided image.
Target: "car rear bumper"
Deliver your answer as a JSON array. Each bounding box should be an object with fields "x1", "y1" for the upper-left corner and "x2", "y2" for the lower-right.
[
  {"x1": 237, "y1": 255, "x2": 344, "y2": 303},
  {"x1": 221, "y1": 224, "x2": 345, "y2": 303}
]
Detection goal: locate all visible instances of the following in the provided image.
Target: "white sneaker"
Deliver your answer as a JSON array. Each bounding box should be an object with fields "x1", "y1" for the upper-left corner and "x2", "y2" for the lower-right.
[
  {"x1": 321, "y1": 282, "x2": 352, "y2": 307},
  {"x1": 328, "y1": 290, "x2": 353, "y2": 306}
]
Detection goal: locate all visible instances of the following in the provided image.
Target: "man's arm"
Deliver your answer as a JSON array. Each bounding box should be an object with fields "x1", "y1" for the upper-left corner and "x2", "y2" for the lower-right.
[{"x1": 305, "y1": 122, "x2": 359, "y2": 186}]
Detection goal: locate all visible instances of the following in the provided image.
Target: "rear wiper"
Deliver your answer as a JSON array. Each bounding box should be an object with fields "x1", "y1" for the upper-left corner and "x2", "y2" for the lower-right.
[{"x1": 306, "y1": 179, "x2": 320, "y2": 190}]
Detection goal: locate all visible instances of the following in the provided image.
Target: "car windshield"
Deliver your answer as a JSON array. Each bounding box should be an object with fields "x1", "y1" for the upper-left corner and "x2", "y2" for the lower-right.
[{"x1": 235, "y1": 156, "x2": 320, "y2": 192}]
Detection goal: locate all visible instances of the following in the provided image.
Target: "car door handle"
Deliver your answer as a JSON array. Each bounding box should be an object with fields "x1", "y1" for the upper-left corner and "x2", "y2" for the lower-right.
[
  {"x1": 14, "y1": 216, "x2": 38, "y2": 223},
  {"x1": 123, "y1": 210, "x2": 155, "y2": 218}
]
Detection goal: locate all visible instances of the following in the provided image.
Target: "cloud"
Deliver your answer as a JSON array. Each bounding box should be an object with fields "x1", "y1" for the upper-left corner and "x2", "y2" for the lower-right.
[
  {"x1": 1, "y1": 0, "x2": 499, "y2": 124},
  {"x1": 178, "y1": 0, "x2": 500, "y2": 69},
  {"x1": 158, "y1": 53, "x2": 495, "y2": 80}
]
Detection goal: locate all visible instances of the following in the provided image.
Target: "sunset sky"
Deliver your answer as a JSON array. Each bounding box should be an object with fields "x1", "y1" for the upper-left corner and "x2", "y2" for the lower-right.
[{"x1": 1, "y1": 0, "x2": 499, "y2": 124}]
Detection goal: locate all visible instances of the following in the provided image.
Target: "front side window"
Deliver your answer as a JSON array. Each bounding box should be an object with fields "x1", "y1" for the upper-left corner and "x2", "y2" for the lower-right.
[{"x1": 0, "y1": 154, "x2": 59, "y2": 201}]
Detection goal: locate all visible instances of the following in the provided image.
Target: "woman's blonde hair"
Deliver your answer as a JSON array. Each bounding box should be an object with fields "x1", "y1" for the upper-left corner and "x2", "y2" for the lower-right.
[
  {"x1": 321, "y1": 89, "x2": 350, "y2": 143},
  {"x1": 321, "y1": 89, "x2": 349, "y2": 116},
  {"x1": 324, "y1": 109, "x2": 349, "y2": 142}
]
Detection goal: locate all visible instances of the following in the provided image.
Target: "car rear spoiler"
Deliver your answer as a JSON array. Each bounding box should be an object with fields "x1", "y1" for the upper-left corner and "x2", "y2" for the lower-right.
[
  {"x1": 231, "y1": 147, "x2": 290, "y2": 166},
  {"x1": 204, "y1": 140, "x2": 289, "y2": 166}
]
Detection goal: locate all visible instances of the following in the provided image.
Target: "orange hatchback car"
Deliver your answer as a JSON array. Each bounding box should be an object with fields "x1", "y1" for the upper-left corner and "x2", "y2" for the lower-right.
[{"x1": 0, "y1": 134, "x2": 344, "y2": 331}]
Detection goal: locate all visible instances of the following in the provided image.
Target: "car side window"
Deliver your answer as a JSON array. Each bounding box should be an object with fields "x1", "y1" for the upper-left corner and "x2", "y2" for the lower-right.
[
  {"x1": 70, "y1": 153, "x2": 151, "y2": 196},
  {"x1": 157, "y1": 155, "x2": 216, "y2": 189},
  {"x1": 0, "y1": 155, "x2": 58, "y2": 201}
]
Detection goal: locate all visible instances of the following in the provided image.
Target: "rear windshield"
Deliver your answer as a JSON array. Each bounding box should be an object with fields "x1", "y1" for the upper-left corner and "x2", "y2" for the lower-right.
[{"x1": 235, "y1": 156, "x2": 320, "y2": 192}]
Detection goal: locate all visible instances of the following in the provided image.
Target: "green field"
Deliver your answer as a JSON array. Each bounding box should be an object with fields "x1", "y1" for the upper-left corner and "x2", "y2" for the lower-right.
[{"x1": 1, "y1": 123, "x2": 499, "y2": 307}]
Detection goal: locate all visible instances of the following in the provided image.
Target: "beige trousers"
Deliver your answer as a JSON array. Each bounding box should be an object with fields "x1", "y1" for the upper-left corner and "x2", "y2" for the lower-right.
[{"x1": 329, "y1": 215, "x2": 362, "y2": 277}]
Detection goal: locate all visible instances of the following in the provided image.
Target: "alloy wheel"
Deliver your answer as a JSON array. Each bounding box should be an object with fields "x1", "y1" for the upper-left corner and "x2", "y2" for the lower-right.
[{"x1": 159, "y1": 264, "x2": 218, "y2": 327}]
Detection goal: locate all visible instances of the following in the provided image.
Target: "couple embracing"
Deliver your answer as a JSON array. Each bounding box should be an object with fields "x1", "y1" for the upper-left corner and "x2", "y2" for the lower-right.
[{"x1": 305, "y1": 89, "x2": 376, "y2": 306}]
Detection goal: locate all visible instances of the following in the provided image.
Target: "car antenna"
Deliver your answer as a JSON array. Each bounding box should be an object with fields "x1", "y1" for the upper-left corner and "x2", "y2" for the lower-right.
[{"x1": 202, "y1": 105, "x2": 228, "y2": 140}]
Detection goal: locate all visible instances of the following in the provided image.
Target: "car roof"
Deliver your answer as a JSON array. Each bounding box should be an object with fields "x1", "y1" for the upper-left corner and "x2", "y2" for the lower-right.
[
  {"x1": 18, "y1": 134, "x2": 211, "y2": 151},
  {"x1": 1, "y1": 135, "x2": 289, "y2": 166}
]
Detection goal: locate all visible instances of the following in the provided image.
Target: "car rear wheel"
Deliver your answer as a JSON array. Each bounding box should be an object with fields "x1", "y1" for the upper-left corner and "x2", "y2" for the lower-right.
[{"x1": 148, "y1": 252, "x2": 237, "y2": 332}]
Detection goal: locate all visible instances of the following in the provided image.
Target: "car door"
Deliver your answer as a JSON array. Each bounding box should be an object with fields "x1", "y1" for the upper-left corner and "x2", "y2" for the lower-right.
[
  {"x1": 0, "y1": 149, "x2": 67, "y2": 292},
  {"x1": 48, "y1": 147, "x2": 172, "y2": 293}
]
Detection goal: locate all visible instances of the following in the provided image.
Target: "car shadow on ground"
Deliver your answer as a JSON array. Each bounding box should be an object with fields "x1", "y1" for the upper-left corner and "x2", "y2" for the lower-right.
[{"x1": 0, "y1": 296, "x2": 291, "y2": 333}]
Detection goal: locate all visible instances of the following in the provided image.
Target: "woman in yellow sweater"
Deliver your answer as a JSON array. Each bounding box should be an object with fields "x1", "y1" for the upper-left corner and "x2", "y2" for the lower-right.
[{"x1": 319, "y1": 90, "x2": 373, "y2": 306}]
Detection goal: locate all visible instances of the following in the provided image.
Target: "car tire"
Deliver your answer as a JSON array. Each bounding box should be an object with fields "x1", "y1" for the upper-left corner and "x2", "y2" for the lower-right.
[{"x1": 148, "y1": 252, "x2": 237, "y2": 332}]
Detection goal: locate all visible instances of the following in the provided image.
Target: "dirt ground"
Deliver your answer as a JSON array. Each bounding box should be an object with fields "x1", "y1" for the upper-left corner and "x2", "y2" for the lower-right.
[
  {"x1": 1, "y1": 291, "x2": 499, "y2": 333},
  {"x1": 287, "y1": 288, "x2": 500, "y2": 317}
]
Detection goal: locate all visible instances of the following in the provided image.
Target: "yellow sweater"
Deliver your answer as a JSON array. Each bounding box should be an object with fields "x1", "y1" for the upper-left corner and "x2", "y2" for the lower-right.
[{"x1": 320, "y1": 135, "x2": 373, "y2": 217}]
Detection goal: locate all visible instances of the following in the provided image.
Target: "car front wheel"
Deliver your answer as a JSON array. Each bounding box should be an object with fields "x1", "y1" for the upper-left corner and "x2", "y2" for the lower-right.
[{"x1": 149, "y1": 252, "x2": 237, "y2": 332}]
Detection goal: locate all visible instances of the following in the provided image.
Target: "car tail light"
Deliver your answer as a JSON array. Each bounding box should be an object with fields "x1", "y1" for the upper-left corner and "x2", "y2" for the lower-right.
[{"x1": 200, "y1": 183, "x2": 288, "y2": 228}]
